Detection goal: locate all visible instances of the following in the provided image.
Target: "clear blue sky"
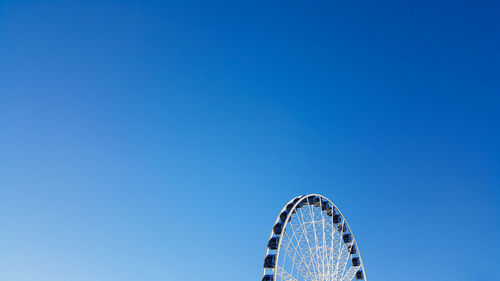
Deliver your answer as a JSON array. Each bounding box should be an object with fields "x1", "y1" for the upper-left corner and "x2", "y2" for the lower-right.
[{"x1": 0, "y1": 1, "x2": 498, "y2": 281}]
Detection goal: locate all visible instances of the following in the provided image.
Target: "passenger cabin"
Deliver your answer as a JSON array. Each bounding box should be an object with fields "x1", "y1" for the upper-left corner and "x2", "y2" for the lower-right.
[
  {"x1": 326, "y1": 208, "x2": 334, "y2": 216},
  {"x1": 332, "y1": 214, "x2": 342, "y2": 224},
  {"x1": 321, "y1": 200, "x2": 331, "y2": 211},
  {"x1": 273, "y1": 223, "x2": 283, "y2": 235},
  {"x1": 264, "y1": 255, "x2": 276, "y2": 268},
  {"x1": 279, "y1": 211, "x2": 288, "y2": 223},
  {"x1": 337, "y1": 223, "x2": 349, "y2": 232},
  {"x1": 348, "y1": 245, "x2": 357, "y2": 254},
  {"x1": 343, "y1": 233, "x2": 352, "y2": 243},
  {"x1": 351, "y1": 257, "x2": 360, "y2": 266},
  {"x1": 338, "y1": 223, "x2": 348, "y2": 232},
  {"x1": 313, "y1": 197, "x2": 321, "y2": 206},
  {"x1": 305, "y1": 196, "x2": 316, "y2": 205},
  {"x1": 262, "y1": 275, "x2": 274, "y2": 281},
  {"x1": 355, "y1": 270, "x2": 364, "y2": 280},
  {"x1": 267, "y1": 237, "x2": 279, "y2": 250}
]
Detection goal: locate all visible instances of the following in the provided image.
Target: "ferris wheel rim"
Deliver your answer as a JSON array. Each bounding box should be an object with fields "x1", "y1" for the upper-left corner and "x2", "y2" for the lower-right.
[{"x1": 262, "y1": 194, "x2": 367, "y2": 281}]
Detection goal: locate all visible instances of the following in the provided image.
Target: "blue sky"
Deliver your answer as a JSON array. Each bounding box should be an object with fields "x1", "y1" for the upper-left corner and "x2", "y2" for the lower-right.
[{"x1": 0, "y1": 1, "x2": 498, "y2": 281}]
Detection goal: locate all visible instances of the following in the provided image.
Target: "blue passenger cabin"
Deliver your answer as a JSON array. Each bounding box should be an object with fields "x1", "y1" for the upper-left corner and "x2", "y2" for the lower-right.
[
  {"x1": 338, "y1": 223, "x2": 348, "y2": 232},
  {"x1": 348, "y1": 245, "x2": 357, "y2": 254},
  {"x1": 332, "y1": 214, "x2": 342, "y2": 224},
  {"x1": 313, "y1": 196, "x2": 321, "y2": 206},
  {"x1": 343, "y1": 223, "x2": 349, "y2": 232},
  {"x1": 304, "y1": 196, "x2": 315, "y2": 205},
  {"x1": 267, "y1": 237, "x2": 279, "y2": 250},
  {"x1": 337, "y1": 223, "x2": 349, "y2": 232},
  {"x1": 273, "y1": 223, "x2": 283, "y2": 235},
  {"x1": 264, "y1": 255, "x2": 276, "y2": 268},
  {"x1": 326, "y1": 208, "x2": 334, "y2": 216},
  {"x1": 262, "y1": 275, "x2": 274, "y2": 281},
  {"x1": 343, "y1": 233, "x2": 352, "y2": 243},
  {"x1": 321, "y1": 200, "x2": 331, "y2": 211},
  {"x1": 355, "y1": 270, "x2": 364, "y2": 279},
  {"x1": 351, "y1": 257, "x2": 360, "y2": 266},
  {"x1": 279, "y1": 211, "x2": 288, "y2": 223}
]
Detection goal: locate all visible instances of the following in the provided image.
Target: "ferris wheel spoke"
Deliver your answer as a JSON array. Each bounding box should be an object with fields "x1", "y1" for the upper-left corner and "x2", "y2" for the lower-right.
[
  {"x1": 301, "y1": 207, "x2": 324, "y2": 279},
  {"x1": 328, "y1": 222, "x2": 338, "y2": 281},
  {"x1": 325, "y1": 221, "x2": 334, "y2": 278},
  {"x1": 339, "y1": 249, "x2": 351, "y2": 280},
  {"x1": 282, "y1": 211, "x2": 321, "y2": 281},
  {"x1": 292, "y1": 223, "x2": 315, "y2": 269},
  {"x1": 332, "y1": 222, "x2": 346, "y2": 280},
  {"x1": 316, "y1": 210, "x2": 328, "y2": 280},
  {"x1": 319, "y1": 205, "x2": 329, "y2": 280},
  {"x1": 287, "y1": 216, "x2": 310, "y2": 252},
  {"x1": 333, "y1": 244, "x2": 350, "y2": 281},
  {"x1": 282, "y1": 230, "x2": 315, "y2": 280},
  {"x1": 293, "y1": 208, "x2": 316, "y2": 276},
  {"x1": 320, "y1": 207, "x2": 335, "y2": 281},
  {"x1": 340, "y1": 265, "x2": 360, "y2": 281},
  {"x1": 276, "y1": 265, "x2": 299, "y2": 281},
  {"x1": 295, "y1": 209, "x2": 322, "y2": 279},
  {"x1": 313, "y1": 206, "x2": 333, "y2": 281},
  {"x1": 306, "y1": 204, "x2": 323, "y2": 278},
  {"x1": 325, "y1": 219, "x2": 336, "y2": 281},
  {"x1": 280, "y1": 245, "x2": 313, "y2": 281},
  {"x1": 286, "y1": 214, "x2": 311, "y2": 260}
]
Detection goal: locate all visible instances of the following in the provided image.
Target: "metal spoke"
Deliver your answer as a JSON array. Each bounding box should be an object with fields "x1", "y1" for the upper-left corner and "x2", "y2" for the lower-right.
[
  {"x1": 277, "y1": 266, "x2": 299, "y2": 281},
  {"x1": 341, "y1": 266, "x2": 360, "y2": 281}
]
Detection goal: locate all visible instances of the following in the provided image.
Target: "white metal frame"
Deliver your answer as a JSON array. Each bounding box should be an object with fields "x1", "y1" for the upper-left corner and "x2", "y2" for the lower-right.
[{"x1": 261, "y1": 194, "x2": 367, "y2": 281}]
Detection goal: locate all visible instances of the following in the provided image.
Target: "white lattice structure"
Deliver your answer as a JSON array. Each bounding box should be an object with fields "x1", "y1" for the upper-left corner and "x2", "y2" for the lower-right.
[{"x1": 262, "y1": 194, "x2": 366, "y2": 281}]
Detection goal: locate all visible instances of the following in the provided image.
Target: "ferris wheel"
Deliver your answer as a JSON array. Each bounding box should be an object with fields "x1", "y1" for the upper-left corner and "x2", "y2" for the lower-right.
[{"x1": 261, "y1": 194, "x2": 367, "y2": 281}]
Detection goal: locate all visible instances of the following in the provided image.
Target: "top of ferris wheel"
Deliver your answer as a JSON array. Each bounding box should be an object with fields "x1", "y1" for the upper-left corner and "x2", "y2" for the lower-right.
[{"x1": 262, "y1": 194, "x2": 366, "y2": 281}]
